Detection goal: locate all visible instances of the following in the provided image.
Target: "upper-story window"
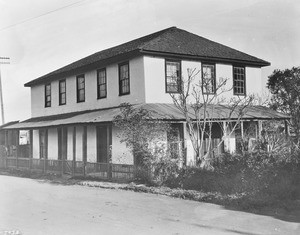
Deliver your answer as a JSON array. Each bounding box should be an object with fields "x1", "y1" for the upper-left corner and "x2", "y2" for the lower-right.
[
  {"x1": 45, "y1": 84, "x2": 51, "y2": 107},
  {"x1": 165, "y1": 60, "x2": 181, "y2": 93},
  {"x1": 233, "y1": 66, "x2": 246, "y2": 95},
  {"x1": 59, "y1": 79, "x2": 66, "y2": 105},
  {"x1": 202, "y1": 64, "x2": 216, "y2": 94},
  {"x1": 76, "y1": 74, "x2": 85, "y2": 102},
  {"x1": 97, "y1": 68, "x2": 107, "y2": 99},
  {"x1": 119, "y1": 62, "x2": 130, "y2": 95}
]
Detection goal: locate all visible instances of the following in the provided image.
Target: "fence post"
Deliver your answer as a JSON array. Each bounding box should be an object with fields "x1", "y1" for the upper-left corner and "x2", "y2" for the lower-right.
[{"x1": 29, "y1": 130, "x2": 33, "y2": 171}]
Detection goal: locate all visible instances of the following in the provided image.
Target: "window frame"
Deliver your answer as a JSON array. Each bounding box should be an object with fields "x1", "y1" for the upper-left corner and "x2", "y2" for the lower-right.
[
  {"x1": 118, "y1": 62, "x2": 130, "y2": 96},
  {"x1": 59, "y1": 79, "x2": 66, "y2": 105},
  {"x1": 97, "y1": 68, "x2": 107, "y2": 99},
  {"x1": 165, "y1": 59, "x2": 182, "y2": 93},
  {"x1": 201, "y1": 63, "x2": 216, "y2": 95},
  {"x1": 44, "y1": 83, "x2": 51, "y2": 108},
  {"x1": 233, "y1": 66, "x2": 246, "y2": 96},
  {"x1": 76, "y1": 74, "x2": 85, "y2": 103}
]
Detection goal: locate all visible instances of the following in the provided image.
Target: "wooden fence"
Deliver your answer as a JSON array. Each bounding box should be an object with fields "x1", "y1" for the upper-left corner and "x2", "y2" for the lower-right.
[{"x1": 0, "y1": 157, "x2": 135, "y2": 181}]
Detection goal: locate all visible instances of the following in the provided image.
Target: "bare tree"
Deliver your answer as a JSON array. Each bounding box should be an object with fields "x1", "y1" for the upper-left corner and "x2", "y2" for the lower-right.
[{"x1": 170, "y1": 68, "x2": 254, "y2": 169}]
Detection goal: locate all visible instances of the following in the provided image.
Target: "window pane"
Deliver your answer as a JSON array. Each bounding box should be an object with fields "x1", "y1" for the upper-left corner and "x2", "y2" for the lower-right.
[
  {"x1": 60, "y1": 81, "x2": 66, "y2": 92},
  {"x1": 166, "y1": 61, "x2": 180, "y2": 93},
  {"x1": 45, "y1": 84, "x2": 51, "y2": 107},
  {"x1": 79, "y1": 90, "x2": 84, "y2": 101},
  {"x1": 99, "y1": 88, "x2": 106, "y2": 97},
  {"x1": 233, "y1": 67, "x2": 245, "y2": 95},
  {"x1": 77, "y1": 75, "x2": 85, "y2": 102},
  {"x1": 119, "y1": 63, "x2": 130, "y2": 95},
  {"x1": 97, "y1": 69, "x2": 106, "y2": 98},
  {"x1": 202, "y1": 64, "x2": 215, "y2": 94},
  {"x1": 60, "y1": 93, "x2": 66, "y2": 104}
]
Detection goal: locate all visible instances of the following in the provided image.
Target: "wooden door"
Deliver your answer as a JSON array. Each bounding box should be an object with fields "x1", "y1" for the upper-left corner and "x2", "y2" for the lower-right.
[
  {"x1": 96, "y1": 126, "x2": 111, "y2": 163},
  {"x1": 58, "y1": 127, "x2": 68, "y2": 160},
  {"x1": 39, "y1": 129, "x2": 47, "y2": 159},
  {"x1": 96, "y1": 126, "x2": 108, "y2": 163}
]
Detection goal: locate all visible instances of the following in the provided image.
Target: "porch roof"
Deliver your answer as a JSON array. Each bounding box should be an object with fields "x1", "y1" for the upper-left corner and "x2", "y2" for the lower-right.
[{"x1": 3, "y1": 103, "x2": 289, "y2": 130}]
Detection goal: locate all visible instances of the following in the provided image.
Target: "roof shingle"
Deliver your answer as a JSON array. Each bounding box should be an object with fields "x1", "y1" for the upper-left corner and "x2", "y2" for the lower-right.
[{"x1": 25, "y1": 27, "x2": 270, "y2": 87}]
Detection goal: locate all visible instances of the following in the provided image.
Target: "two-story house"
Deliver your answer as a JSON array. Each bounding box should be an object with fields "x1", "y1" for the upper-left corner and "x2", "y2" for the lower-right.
[{"x1": 2, "y1": 27, "x2": 288, "y2": 175}]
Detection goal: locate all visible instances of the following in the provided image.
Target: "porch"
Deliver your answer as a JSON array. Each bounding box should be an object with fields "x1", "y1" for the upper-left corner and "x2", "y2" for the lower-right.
[
  {"x1": 0, "y1": 156, "x2": 135, "y2": 180},
  {"x1": 0, "y1": 123, "x2": 136, "y2": 181},
  {"x1": 0, "y1": 103, "x2": 290, "y2": 174}
]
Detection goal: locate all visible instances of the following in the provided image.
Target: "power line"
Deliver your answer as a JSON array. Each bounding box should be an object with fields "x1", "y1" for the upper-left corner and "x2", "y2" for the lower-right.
[{"x1": 0, "y1": 0, "x2": 90, "y2": 32}]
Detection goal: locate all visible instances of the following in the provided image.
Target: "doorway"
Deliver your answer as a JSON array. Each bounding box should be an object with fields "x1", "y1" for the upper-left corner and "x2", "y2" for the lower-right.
[{"x1": 96, "y1": 125, "x2": 112, "y2": 163}]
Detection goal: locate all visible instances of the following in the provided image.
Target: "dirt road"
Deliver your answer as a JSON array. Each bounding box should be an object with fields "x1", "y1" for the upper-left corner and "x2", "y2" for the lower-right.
[{"x1": 0, "y1": 175, "x2": 299, "y2": 235}]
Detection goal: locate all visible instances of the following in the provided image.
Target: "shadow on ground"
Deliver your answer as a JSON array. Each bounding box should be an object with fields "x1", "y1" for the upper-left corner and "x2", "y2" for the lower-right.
[{"x1": 223, "y1": 201, "x2": 300, "y2": 223}]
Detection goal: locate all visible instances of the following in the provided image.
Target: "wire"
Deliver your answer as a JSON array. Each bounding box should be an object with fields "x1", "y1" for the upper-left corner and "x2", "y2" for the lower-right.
[{"x1": 0, "y1": 0, "x2": 90, "y2": 32}]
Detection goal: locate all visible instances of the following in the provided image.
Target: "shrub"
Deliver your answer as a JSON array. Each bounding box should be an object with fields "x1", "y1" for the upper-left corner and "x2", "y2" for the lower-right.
[{"x1": 167, "y1": 150, "x2": 300, "y2": 202}]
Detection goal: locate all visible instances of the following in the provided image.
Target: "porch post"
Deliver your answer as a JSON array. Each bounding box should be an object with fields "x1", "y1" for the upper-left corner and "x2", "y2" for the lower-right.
[
  {"x1": 241, "y1": 121, "x2": 244, "y2": 139},
  {"x1": 181, "y1": 122, "x2": 187, "y2": 166},
  {"x1": 223, "y1": 121, "x2": 227, "y2": 152},
  {"x1": 15, "y1": 130, "x2": 19, "y2": 168},
  {"x1": 284, "y1": 120, "x2": 290, "y2": 139},
  {"x1": 258, "y1": 120, "x2": 263, "y2": 139},
  {"x1": 82, "y1": 126, "x2": 87, "y2": 177},
  {"x1": 107, "y1": 125, "x2": 112, "y2": 180},
  {"x1": 43, "y1": 129, "x2": 48, "y2": 173},
  {"x1": 72, "y1": 126, "x2": 76, "y2": 176},
  {"x1": 4, "y1": 130, "x2": 8, "y2": 168},
  {"x1": 29, "y1": 130, "x2": 33, "y2": 170}
]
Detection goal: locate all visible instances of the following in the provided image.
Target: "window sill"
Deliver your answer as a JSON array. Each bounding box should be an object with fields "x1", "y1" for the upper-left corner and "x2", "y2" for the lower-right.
[{"x1": 233, "y1": 93, "x2": 246, "y2": 96}]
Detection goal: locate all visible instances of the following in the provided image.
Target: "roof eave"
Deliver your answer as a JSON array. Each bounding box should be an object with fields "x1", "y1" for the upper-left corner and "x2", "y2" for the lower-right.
[
  {"x1": 24, "y1": 47, "x2": 271, "y2": 88},
  {"x1": 24, "y1": 49, "x2": 142, "y2": 87},
  {"x1": 139, "y1": 49, "x2": 271, "y2": 67}
]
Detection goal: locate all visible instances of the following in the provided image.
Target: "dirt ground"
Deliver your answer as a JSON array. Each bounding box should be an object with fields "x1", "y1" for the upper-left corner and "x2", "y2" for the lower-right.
[{"x1": 0, "y1": 175, "x2": 299, "y2": 235}]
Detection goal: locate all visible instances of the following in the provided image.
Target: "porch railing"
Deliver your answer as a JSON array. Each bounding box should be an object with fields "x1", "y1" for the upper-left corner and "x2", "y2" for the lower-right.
[{"x1": 0, "y1": 157, "x2": 135, "y2": 181}]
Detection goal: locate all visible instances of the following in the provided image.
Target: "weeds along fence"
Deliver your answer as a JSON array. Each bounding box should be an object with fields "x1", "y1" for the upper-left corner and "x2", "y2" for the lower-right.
[{"x1": 0, "y1": 156, "x2": 135, "y2": 181}]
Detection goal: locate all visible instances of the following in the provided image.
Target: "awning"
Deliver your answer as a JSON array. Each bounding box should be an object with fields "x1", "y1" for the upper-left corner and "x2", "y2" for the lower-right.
[{"x1": 3, "y1": 103, "x2": 290, "y2": 130}]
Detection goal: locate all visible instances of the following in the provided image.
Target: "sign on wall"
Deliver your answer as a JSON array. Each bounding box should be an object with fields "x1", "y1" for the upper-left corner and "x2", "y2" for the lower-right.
[{"x1": 19, "y1": 130, "x2": 30, "y2": 145}]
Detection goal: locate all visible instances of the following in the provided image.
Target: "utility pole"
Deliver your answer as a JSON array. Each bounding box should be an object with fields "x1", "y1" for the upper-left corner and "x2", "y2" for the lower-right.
[{"x1": 0, "y1": 57, "x2": 10, "y2": 125}]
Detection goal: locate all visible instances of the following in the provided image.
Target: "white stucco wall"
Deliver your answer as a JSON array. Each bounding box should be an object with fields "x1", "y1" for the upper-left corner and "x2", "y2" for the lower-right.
[
  {"x1": 223, "y1": 124, "x2": 236, "y2": 154},
  {"x1": 47, "y1": 128, "x2": 58, "y2": 160},
  {"x1": 87, "y1": 126, "x2": 97, "y2": 163},
  {"x1": 32, "y1": 130, "x2": 40, "y2": 159},
  {"x1": 143, "y1": 56, "x2": 263, "y2": 104},
  {"x1": 111, "y1": 126, "x2": 133, "y2": 164},
  {"x1": 246, "y1": 67, "x2": 263, "y2": 99},
  {"x1": 31, "y1": 56, "x2": 145, "y2": 117}
]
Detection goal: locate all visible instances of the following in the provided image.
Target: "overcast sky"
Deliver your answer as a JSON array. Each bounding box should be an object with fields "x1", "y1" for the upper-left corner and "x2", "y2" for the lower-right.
[{"x1": 0, "y1": 0, "x2": 299, "y2": 122}]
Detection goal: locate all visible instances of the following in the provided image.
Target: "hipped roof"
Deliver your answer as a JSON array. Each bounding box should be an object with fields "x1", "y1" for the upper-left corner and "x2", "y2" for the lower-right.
[
  {"x1": 3, "y1": 103, "x2": 289, "y2": 130},
  {"x1": 25, "y1": 27, "x2": 270, "y2": 87}
]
